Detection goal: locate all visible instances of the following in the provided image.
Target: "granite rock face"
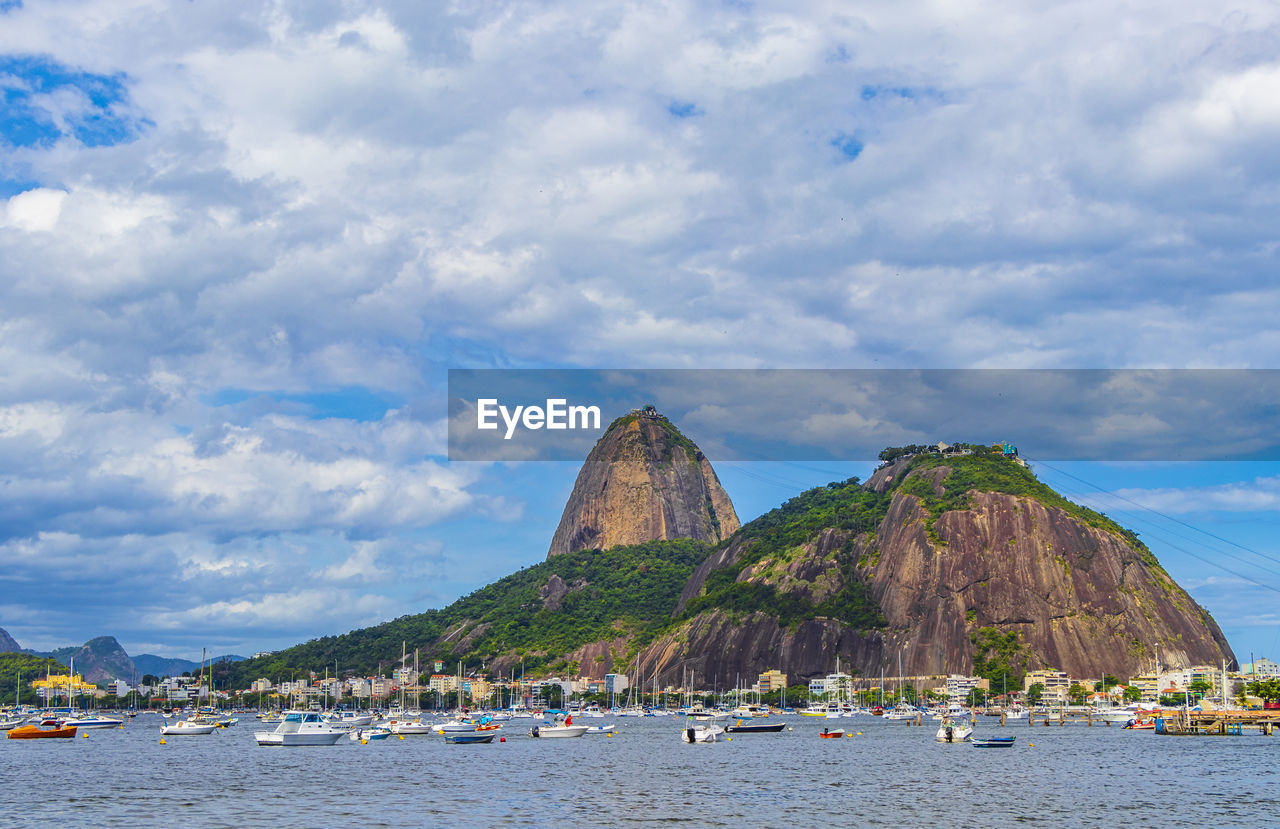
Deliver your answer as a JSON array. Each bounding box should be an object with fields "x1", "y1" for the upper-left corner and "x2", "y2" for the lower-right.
[
  {"x1": 547, "y1": 412, "x2": 739, "y2": 557},
  {"x1": 642, "y1": 461, "x2": 1235, "y2": 685},
  {"x1": 0, "y1": 627, "x2": 22, "y2": 653}
]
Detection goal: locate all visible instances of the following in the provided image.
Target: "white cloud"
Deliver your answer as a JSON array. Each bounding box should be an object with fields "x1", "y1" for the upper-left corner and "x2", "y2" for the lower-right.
[
  {"x1": 4, "y1": 0, "x2": 1280, "y2": 656},
  {"x1": 3, "y1": 188, "x2": 66, "y2": 231}
]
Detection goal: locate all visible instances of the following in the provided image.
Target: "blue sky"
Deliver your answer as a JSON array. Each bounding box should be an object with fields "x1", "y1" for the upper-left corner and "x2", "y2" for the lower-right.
[{"x1": 1, "y1": 1, "x2": 1279, "y2": 666}]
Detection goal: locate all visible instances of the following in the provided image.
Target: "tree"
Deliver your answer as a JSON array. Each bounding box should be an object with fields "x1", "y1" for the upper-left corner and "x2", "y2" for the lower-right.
[
  {"x1": 1068, "y1": 683, "x2": 1086, "y2": 705},
  {"x1": 1122, "y1": 686, "x2": 1142, "y2": 703},
  {"x1": 1026, "y1": 683, "x2": 1045, "y2": 704},
  {"x1": 1094, "y1": 675, "x2": 1120, "y2": 692},
  {"x1": 1246, "y1": 678, "x2": 1280, "y2": 703},
  {"x1": 1188, "y1": 679, "x2": 1212, "y2": 700},
  {"x1": 966, "y1": 687, "x2": 988, "y2": 707},
  {"x1": 141, "y1": 674, "x2": 159, "y2": 686}
]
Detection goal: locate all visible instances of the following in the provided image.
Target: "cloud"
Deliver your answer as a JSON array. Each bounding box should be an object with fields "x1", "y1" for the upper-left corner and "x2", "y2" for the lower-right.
[
  {"x1": 1, "y1": 186, "x2": 64, "y2": 230},
  {"x1": 2, "y1": 0, "x2": 1280, "y2": 657}
]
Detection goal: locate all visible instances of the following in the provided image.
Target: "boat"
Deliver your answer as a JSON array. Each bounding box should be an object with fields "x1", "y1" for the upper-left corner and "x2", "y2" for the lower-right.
[
  {"x1": 1, "y1": 715, "x2": 28, "y2": 731},
  {"x1": 349, "y1": 726, "x2": 392, "y2": 742},
  {"x1": 971, "y1": 735, "x2": 1016, "y2": 748},
  {"x1": 61, "y1": 715, "x2": 124, "y2": 730},
  {"x1": 530, "y1": 721, "x2": 588, "y2": 738},
  {"x1": 936, "y1": 721, "x2": 973, "y2": 743},
  {"x1": 585, "y1": 724, "x2": 617, "y2": 734},
  {"x1": 819, "y1": 728, "x2": 845, "y2": 739},
  {"x1": 160, "y1": 720, "x2": 219, "y2": 736},
  {"x1": 389, "y1": 719, "x2": 437, "y2": 735},
  {"x1": 445, "y1": 732, "x2": 496, "y2": 744},
  {"x1": 254, "y1": 711, "x2": 346, "y2": 746},
  {"x1": 433, "y1": 719, "x2": 478, "y2": 734},
  {"x1": 681, "y1": 719, "x2": 723, "y2": 743},
  {"x1": 725, "y1": 719, "x2": 787, "y2": 734},
  {"x1": 7, "y1": 724, "x2": 78, "y2": 739},
  {"x1": 1098, "y1": 704, "x2": 1143, "y2": 725}
]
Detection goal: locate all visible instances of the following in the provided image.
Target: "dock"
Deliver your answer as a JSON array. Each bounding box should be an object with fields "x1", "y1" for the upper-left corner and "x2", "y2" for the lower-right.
[{"x1": 1154, "y1": 710, "x2": 1280, "y2": 736}]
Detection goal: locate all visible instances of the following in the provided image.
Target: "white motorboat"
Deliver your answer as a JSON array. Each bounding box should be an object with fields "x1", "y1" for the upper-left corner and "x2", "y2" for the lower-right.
[
  {"x1": 883, "y1": 705, "x2": 919, "y2": 721},
  {"x1": 585, "y1": 724, "x2": 616, "y2": 734},
  {"x1": 333, "y1": 711, "x2": 375, "y2": 727},
  {"x1": 161, "y1": 720, "x2": 219, "y2": 736},
  {"x1": 389, "y1": 719, "x2": 437, "y2": 735},
  {"x1": 681, "y1": 720, "x2": 724, "y2": 743},
  {"x1": 1098, "y1": 704, "x2": 1143, "y2": 724},
  {"x1": 255, "y1": 711, "x2": 346, "y2": 746},
  {"x1": 529, "y1": 723, "x2": 588, "y2": 738},
  {"x1": 61, "y1": 715, "x2": 124, "y2": 729},
  {"x1": 1, "y1": 715, "x2": 30, "y2": 731},
  {"x1": 433, "y1": 720, "x2": 478, "y2": 734},
  {"x1": 936, "y1": 721, "x2": 973, "y2": 743}
]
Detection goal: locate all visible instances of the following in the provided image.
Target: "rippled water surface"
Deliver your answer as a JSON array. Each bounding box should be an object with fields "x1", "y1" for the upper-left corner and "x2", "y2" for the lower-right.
[{"x1": 5, "y1": 714, "x2": 1279, "y2": 827}]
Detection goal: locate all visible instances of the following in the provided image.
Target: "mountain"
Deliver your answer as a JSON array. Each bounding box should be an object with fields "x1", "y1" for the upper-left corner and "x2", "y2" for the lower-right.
[
  {"x1": 637, "y1": 447, "x2": 1235, "y2": 685},
  {"x1": 225, "y1": 442, "x2": 1235, "y2": 691},
  {"x1": 55, "y1": 636, "x2": 137, "y2": 684},
  {"x1": 547, "y1": 408, "x2": 739, "y2": 557},
  {"x1": 0, "y1": 627, "x2": 21, "y2": 653}
]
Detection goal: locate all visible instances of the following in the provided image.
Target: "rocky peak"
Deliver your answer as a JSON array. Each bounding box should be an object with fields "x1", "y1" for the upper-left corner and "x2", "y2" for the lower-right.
[
  {"x1": 547, "y1": 410, "x2": 739, "y2": 557},
  {"x1": 0, "y1": 627, "x2": 21, "y2": 653}
]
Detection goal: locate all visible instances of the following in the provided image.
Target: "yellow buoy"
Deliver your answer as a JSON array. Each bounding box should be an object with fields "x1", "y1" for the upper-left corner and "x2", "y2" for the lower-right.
[
  {"x1": 82, "y1": 733, "x2": 89, "y2": 738},
  {"x1": 1029, "y1": 743, "x2": 1034, "y2": 747},
  {"x1": 399, "y1": 735, "x2": 404, "y2": 740},
  {"x1": 857, "y1": 732, "x2": 863, "y2": 735},
  {"x1": 159, "y1": 738, "x2": 166, "y2": 745},
  {"x1": 361, "y1": 739, "x2": 368, "y2": 745},
  {"x1": 727, "y1": 737, "x2": 732, "y2": 741}
]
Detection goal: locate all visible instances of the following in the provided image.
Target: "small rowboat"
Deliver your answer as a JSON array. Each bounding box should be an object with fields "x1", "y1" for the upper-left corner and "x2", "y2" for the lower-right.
[
  {"x1": 445, "y1": 732, "x2": 496, "y2": 744},
  {"x1": 971, "y1": 736, "x2": 1016, "y2": 748},
  {"x1": 819, "y1": 728, "x2": 845, "y2": 739},
  {"x1": 7, "y1": 724, "x2": 78, "y2": 739}
]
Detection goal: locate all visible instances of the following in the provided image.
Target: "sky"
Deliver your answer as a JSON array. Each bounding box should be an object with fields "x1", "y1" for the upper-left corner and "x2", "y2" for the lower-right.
[{"x1": 1, "y1": 1, "x2": 1279, "y2": 665}]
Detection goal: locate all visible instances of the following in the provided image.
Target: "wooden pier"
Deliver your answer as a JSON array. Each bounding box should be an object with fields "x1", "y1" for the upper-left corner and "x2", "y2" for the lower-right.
[{"x1": 1154, "y1": 710, "x2": 1280, "y2": 736}]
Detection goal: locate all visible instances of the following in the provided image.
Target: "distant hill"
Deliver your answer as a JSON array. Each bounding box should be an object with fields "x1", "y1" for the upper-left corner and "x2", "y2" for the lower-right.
[{"x1": 10, "y1": 629, "x2": 246, "y2": 682}]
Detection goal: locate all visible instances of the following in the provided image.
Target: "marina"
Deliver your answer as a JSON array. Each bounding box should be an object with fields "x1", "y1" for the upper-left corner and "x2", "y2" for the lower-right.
[{"x1": 2, "y1": 709, "x2": 1276, "y2": 826}]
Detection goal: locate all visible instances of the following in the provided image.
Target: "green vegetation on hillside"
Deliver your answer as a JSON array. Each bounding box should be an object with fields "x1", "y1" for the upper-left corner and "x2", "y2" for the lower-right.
[
  {"x1": 0, "y1": 652, "x2": 69, "y2": 705},
  {"x1": 969, "y1": 626, "x2": 1028, "y2": 691},
  {"x1": 895, "y1": 451, "x2": 1162, "y2": 567},
  {"x1": 682, "y1": 477, "x2": 890, "y2": 630},
  {"x1": 227, "y1": 540, "x2": 707, "y2": 687}
]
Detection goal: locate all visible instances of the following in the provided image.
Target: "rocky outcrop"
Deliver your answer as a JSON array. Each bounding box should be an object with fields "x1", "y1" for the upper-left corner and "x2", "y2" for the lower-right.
[
  {"x1": 547, "y1": 412, "x2": 739, "y2": 557},
  {"x1": 646, "y1": 461, "x2": 1235, "y2": 685},
  {"x1": 0, "y1": 627, "x2": 21, "y2": 653}
]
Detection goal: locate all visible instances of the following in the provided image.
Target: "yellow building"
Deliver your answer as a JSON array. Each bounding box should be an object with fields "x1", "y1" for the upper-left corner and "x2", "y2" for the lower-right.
[
  {"x1": 756, "y1": 670, "x2": 787, "y2": 693},
  {"x1": 31, "y1": 673, "x2": 97, "y2": 697}
]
